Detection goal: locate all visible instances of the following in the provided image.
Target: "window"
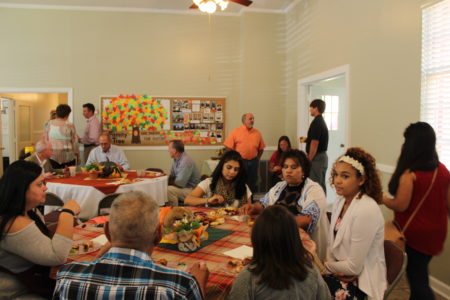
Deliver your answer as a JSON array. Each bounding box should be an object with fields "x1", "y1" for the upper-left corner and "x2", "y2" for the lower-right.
[
  {"x1": 421, "y1": 0, "x2": 450, "y2": 167},
  {"x1": 322, "y1": 95, "x2": 339, "y2": 131}
]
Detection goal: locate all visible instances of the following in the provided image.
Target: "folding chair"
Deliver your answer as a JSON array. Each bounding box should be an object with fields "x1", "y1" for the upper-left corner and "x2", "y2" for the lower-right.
[
  {"x1": 45, "y1": 192, "x2": 64, "y2": 207},
  {"x1": 384, "y1": 240, "x2": 407, "y2": 299},
  {"x1": 98, "y1": 193, "x2": 122, "y2": 216}
]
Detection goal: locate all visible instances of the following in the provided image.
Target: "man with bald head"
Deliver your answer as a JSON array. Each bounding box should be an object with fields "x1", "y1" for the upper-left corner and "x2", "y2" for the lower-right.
[
  {"x1": 224, "y1": 113, "x2": 265, "y2": 192},
  {"x1": 54, "y1": 191, "x2": 208, "y2": 299},
  {"x1": 86, "y1": 133, "x2": 130, "y2": 170},
  {"x1": 26, "y1": 139, "x2": 54, "y2": 175}
]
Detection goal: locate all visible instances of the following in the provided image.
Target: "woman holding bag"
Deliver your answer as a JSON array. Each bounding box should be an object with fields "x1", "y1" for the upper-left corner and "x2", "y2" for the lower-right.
[{"x1": 383, "y1": 122, "x2": 450, "y2": 300}]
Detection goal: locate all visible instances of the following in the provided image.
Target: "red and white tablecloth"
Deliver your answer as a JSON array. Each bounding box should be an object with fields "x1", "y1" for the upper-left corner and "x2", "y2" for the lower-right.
[{"x1": 46, "y1": 172, "x2": 168, "y2": 219}]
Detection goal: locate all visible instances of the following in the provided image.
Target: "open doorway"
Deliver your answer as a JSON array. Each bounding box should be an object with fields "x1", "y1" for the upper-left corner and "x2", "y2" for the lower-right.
[
  {"x1": 298, "y1": 65, "x2": 350, "y2": 205},
  {"x1": 0, "y1": 89, "x2": 72, "y2": 172}
]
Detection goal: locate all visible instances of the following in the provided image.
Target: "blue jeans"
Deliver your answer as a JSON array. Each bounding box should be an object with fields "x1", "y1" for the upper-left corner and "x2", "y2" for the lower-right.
[{"x1": 244, "y1": 158, "x2": 258, "y2": 193}]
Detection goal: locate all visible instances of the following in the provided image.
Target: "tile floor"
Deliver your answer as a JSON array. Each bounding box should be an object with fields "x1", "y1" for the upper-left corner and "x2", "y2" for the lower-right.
[{"x1": 388, "y1": 275, "x2": 447, "y2": 300}]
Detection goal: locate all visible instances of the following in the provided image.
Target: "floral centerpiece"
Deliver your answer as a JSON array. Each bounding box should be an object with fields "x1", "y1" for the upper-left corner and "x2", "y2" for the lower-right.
[
  {"x1": 160, "y1": 207, "x2": 208, "y2": 252},
  {"x1": 81, "y1": 163, "x2": 104, "y2": 178},
  {"x1": 81, "y1": 160, "x2": 122, "y2": 179}
]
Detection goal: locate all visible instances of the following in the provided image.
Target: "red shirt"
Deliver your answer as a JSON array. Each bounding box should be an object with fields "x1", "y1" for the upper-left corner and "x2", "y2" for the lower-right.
[
  {"x1": 395, "y1": 163, "x2": 450, "y2": 255},
  {"x1": 270, "y1": 151, "x2": 282, "y2": 175}
]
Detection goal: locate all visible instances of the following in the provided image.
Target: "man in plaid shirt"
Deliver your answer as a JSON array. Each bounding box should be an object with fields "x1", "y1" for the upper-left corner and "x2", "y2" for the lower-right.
[{"x1": 53, "y1": 191, "x2": 208, "y2": 299}]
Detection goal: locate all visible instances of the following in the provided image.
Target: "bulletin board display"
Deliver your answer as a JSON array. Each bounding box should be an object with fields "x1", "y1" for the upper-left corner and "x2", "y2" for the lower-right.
[{"x1": 101, "y1": 95, "x2": 225, "y2": 146}]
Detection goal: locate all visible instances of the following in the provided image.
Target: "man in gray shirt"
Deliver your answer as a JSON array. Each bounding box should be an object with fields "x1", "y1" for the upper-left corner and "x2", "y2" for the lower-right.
[{"x1": 167, "y1": 140, "x2": 200, "y2": 206}]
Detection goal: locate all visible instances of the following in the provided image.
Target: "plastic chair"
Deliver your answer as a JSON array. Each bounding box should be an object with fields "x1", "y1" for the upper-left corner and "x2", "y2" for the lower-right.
[
  {"x1": 45, "y1": 192, "x2": 64, "y2": 207},
  {"x1": 98, "y1": 193, "x2": 122, "y2": 216},
  {"x1": 384, "y1": 240, "x2": 407, "y2": 299}
]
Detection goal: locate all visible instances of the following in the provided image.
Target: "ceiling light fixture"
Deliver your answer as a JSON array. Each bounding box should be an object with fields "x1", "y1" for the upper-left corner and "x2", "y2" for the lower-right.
[{"x1": 193, "y1": 0, "x2": 229, "y2": 14}]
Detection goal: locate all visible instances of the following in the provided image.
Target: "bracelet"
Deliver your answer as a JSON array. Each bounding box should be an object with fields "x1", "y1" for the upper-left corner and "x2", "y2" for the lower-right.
[{"x1": 58, "y1": 208, "x2": 75, "y2": 216}]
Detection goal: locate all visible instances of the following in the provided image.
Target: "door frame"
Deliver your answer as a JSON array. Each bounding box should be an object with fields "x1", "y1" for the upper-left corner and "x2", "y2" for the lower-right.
[
  {"x1": 0, "y1": 88, "x2": 73, "y2": 116},
  {"x1": 0, "y1": 88, "x2": 73, "y2": 163},
  {"x1": 297, "y1": 65, "x2": 350, "y2": 149}
]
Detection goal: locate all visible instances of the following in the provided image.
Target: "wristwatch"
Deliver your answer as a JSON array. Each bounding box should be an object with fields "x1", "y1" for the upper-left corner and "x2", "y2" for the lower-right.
[{"x1": 57, "y1": 208, "x2": 75, "y2": 216}]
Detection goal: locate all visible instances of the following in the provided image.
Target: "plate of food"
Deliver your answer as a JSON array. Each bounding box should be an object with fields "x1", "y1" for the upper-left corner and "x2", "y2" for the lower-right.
[
  {"x1": 227, "y1": 257, "x2": 252, "y2": 273},
  {"x1": 68, "y1": 240, "x2": 101, "y2": 258}
]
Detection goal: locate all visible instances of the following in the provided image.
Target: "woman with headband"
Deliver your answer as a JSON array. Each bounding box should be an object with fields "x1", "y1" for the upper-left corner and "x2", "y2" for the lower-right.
[{"x1": 322, "y1": 147, "x2": 386, "y2": 300}]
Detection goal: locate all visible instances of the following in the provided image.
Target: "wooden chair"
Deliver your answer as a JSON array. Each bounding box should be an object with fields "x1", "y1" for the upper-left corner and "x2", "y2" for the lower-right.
[
  {"x1": 45, "y1": 192, "x2": 64, "y2": 207},
  {"x1": 146, "y1": 168, "x2": 164, "y2": 174},
  {"x1": 98, "y1": 193, "x2": 122, "y2": 216},
  {"x1": 384, "y1": 240, "x2": 407, "y2": 299}
]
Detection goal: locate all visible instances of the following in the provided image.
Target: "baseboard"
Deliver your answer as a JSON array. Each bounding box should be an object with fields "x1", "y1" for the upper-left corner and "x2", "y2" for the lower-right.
[{"x1": 430, "y1": 276, "x2": 450, "y2": 299}]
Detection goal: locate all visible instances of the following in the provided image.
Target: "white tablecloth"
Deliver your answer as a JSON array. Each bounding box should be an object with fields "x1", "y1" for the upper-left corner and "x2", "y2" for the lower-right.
[
  {"x1": 201, "y1": 159, "x2": 220, "y2": 175},
  {"x1": 46, "y1": 176, "x2": 168, "y2": 219}
]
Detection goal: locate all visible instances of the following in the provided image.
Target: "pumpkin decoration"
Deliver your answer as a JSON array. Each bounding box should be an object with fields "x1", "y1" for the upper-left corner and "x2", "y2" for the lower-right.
[
  {"x1": 98, "y1": 158, "x2": 122, "y2": 178},
  {"x1": 160, "y1": 207, "x2": 208, "y2": 252}
]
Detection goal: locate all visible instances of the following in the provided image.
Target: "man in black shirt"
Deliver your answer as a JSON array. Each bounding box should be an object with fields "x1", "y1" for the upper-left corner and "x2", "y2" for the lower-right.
[{"x1": 304, "y1": 99, "x2": 328, "y2": 193}]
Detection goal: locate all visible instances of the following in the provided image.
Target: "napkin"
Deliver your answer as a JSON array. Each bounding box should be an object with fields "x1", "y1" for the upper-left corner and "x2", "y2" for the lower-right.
[
  {"x1": 223, "y1": 245, "x2": 253, "y2": 260},
  {"x1": 91, "y1": 234, "x2": 108, "y2": 247}
]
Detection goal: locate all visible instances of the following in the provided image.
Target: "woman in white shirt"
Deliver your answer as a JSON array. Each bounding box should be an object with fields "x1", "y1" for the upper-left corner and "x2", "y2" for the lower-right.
[
  {"x1": 324, "y1": 147, "x2": 386, "y2": 300},
  {"x1": 239, "y1": 149, "x2": 329, "y2": 260},
  {"x1": 185, "y1": 150, "x2": 251, "y2": 207}
]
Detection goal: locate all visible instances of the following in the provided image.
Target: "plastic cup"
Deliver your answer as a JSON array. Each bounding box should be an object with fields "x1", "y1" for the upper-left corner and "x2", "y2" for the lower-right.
[
  {"x1": 136, "y1": 169, "x2": 145, "y2": 177},
  {"x1": 69, "y1": 166, "x2": 76, "y2": 177}
]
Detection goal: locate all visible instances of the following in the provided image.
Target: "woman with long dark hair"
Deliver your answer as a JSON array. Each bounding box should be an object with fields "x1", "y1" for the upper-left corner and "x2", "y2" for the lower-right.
[
  {"x1": 0, "y1": 160, "x2": 80, "y2": 298},
  {"x1": 229, "y1": 205, "x2": 330, "y2": 299},
  {"x1": 268, "y1": 135, "x2": 292, "y2": 187},
  {"x1": 384, "y1": 122, "x2": 450, "y2": 300},
  {"x1": 185, "y1": 150, "x2": 251, "y2": 207},
  {"x1": 240, "y1": 149, "x2": 329, "y2": 260}
]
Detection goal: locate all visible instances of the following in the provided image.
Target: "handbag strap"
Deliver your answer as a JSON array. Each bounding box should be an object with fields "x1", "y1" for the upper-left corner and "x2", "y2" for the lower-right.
[{"x1": 402, "y1": 168, "x2": 438, "y2": 233}]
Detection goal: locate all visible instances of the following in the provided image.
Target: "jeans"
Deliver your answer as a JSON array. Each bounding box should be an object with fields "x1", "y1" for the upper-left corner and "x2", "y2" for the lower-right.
[
  {"x1": 244, "y1": 158, "x2": 259, "y2": 193},
  {"x1": 310, "y1": 151, "x2": 328, "y2": 194}
]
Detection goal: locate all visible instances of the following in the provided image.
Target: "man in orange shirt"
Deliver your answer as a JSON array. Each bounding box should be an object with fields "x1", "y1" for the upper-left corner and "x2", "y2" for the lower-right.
[{"x1": 224, "y1": 113, "x2": 265, "y2": 192}]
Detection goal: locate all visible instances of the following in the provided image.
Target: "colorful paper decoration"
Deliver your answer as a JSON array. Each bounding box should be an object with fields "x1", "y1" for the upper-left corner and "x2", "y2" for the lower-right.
[{"x1": 102, "y1": 94, "x2": 168, "y2": 132}]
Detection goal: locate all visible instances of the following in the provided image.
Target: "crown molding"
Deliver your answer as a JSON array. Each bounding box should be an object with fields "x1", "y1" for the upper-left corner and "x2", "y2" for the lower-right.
[{"x1": 0, "y1": 2, "x2": 289, "y2": 16}]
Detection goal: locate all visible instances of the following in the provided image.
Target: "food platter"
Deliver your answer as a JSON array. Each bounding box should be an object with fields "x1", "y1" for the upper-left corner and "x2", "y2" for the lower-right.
[{"x1": 68, "y1": 240, "x2": 101, "y2": 259}]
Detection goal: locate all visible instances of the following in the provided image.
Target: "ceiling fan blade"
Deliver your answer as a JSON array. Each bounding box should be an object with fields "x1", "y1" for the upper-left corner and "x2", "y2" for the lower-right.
[
  {"x1": 189, "y1": 3, "x2": 198, "y2": 9},
  {"x1": 229, "y1": 0, "x2": 253, "y2": 6}
]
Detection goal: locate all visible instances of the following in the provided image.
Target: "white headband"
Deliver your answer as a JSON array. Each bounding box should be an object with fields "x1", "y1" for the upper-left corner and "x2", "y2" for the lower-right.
[{"x1": 338, "y1": 155, "x2": 365, "y2": 176}]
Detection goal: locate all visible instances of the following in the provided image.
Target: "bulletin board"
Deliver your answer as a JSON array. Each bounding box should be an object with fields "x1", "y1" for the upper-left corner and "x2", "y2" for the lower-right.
[{"x1": 101, "y1": 95, "x2": 225, "y2": 146}]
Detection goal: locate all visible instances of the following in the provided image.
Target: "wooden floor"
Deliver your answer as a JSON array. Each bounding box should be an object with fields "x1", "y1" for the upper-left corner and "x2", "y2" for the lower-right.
[{"x1": 387, "y1": 275, "x2": 447, "y2": 300}]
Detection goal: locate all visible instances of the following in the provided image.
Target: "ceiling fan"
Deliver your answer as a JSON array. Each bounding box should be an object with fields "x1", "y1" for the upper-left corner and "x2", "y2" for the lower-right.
[{"x1": 189, "y1": 0, "x2": 253, "y2": 13}]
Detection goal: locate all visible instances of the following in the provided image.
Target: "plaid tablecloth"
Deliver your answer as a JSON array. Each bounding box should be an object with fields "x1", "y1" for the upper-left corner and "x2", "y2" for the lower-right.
[{"x1": 58, "y1": 207, "x2": 316, "y2": 300}]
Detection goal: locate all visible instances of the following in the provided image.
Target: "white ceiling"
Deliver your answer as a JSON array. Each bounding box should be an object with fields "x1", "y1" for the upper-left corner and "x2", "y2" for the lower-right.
[{"x1": 0, "y1": 0, "x2": 297, "y2": 14}]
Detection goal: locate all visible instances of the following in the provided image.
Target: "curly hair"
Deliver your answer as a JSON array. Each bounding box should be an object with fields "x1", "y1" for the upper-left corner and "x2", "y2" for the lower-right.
[{"x1": 330, "y1": 147, "x2": 383, "y2": 203}]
